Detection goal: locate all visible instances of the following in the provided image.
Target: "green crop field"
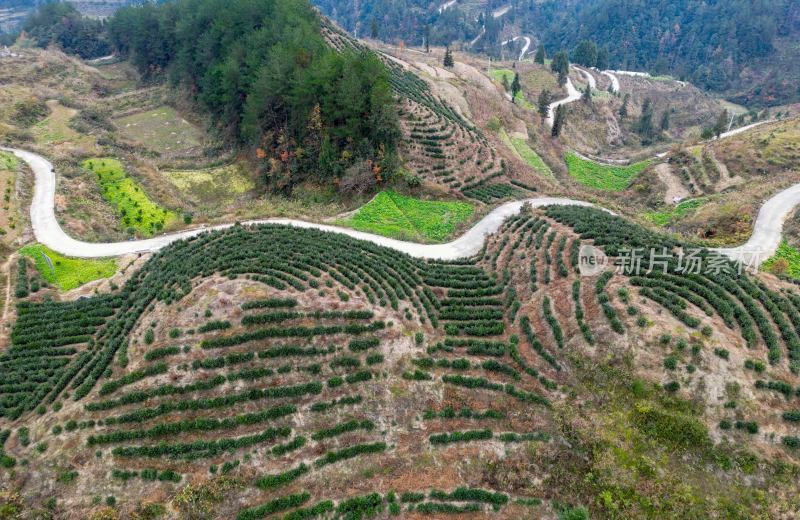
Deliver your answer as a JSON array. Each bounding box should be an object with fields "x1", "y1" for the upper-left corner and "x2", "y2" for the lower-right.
[
  {"x1": 83, "y1": 158, "x2": 177, "y2": 236},
  {"x1": 763, "y1": 240, "x2": 800, "y2": 279},
  {"x1": 565, "y1": 153, "x2": 651, "y2": 191},
  {"x1": 336, "y1": 190, "x2": 473, "y2": 242},
  {"x1": 644, "y1": 198, "x2": 708, "y2": 226},
  {"x1": 19, "y1": 244, "x2": 117, "y2": 291}
]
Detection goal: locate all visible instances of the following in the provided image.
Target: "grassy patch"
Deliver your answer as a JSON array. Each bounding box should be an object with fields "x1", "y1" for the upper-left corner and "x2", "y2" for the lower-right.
[
  {"x1": 489, "y1": 68, "x2": 515, "y2": 85},
  {"x1": 0, "y1": 152, "x2": 17, "y2": 170},
  {"x1": 565, "y1": 153, "x2": 651, "y2": 191},
  {"x1": 114, "y1": 106, "x2": 202, "y2": 154},
  {"x1": 510, "y1": 137, "x2": 553, "y2": 178},
  {"x1": 83, "y1": 158, "x2": 177, "y2": 236},
  {"x1": 762, "y1": 240, "x2": 800, "y2": 279},
  {"x1": 644, "y1": 198, "x2": 708, "y2": 226},
  {"x1": 30, "y1": 100, "x2": 86, "y2": 146},
  {"x1": 336, "y1": 190, "x2": 473, "y2": 243},
  {"x1": 164, "y1": 164, "x2": 254, "y2": 204},
  {"x1": 19, "y1": 244, "x2": 117, "y2": 291},
  {"x1": 489, "y1": 69, "x2": 535, "y2": 109},
  {"x1": 499, "y1": 128, "x2": 553, "y2": 179}
]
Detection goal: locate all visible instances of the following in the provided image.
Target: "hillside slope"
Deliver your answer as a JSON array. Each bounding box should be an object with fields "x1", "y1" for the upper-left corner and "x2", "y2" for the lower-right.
[
  {"x1": 2, "y1": 206, "x2": 800, "y2": 518},
  {"x1": 316, "y1": 0, "x2": 800, "y2": 106}
]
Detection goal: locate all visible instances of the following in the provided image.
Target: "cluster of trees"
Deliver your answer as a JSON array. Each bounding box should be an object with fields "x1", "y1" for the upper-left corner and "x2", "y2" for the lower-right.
[
  {"x1": 23, "y1": 3, "x2": 110, "y2": 59},
  {"x1": 571, "y1": 40, "x2": 609, "y2": 70},
  {"x1": 105, "y1": 0, "x2": 401, "y2": 193}
]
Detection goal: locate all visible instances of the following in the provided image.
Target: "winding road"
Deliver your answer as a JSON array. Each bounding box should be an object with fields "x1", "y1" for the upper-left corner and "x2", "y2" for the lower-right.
[
  {"x1": 501, "y1": 36, "x2": 531, "y2": 62},
  {"x1": 601, "y1": 71, "x2": 620, "y2": 93},
  {"x1": 4, "y1": 135, "x2": 796, "y2": 265},
  {"x1": 1, "y1": 147, "x2": 595, "y2": 261},
  {"x1": 573, "y1": 66, "x2": 596, "y2": 90},
  {"x1": 544, "y1": 76, "x2": 581, "y2": 127}
]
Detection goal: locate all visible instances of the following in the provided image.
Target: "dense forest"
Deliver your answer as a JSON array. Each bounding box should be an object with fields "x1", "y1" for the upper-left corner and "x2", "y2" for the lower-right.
[
  {"x1": 538, "y1": 0, "x2": 800, "y2": 105},
  {"x1": 107, "y1": 0, "x2": 400, "y2": 193},
  {"x1": 313, "y1": 0, "x2": 800, "y2": 105}
]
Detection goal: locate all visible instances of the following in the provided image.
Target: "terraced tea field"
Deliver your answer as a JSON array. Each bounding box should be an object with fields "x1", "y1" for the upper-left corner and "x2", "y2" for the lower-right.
[{"x1": 3, "y1": 204, "x2": 800, "y2": 517}]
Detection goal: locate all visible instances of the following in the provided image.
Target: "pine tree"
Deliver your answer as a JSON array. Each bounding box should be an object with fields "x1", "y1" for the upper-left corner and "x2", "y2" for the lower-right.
[
  {"x1": 557, "y1": 70, "x2": 567, "y2": 87},
  {"x1": 534, "y1": 43, "x2": 546, "y2": 65},
  {"x1": 660, "y1": 108, "x2": 670, "y2": 131},
  {"x1": 511, "y1": 73, "x2": 522, "y2": 103},
  {"x1": 596, "y1": 46, "x2": 609, "y2": 70},
  {"x1": 714, "y1": 109, "x2": 729, "y2": 138},
  {"x1": 635, "y1": 98, "x2": 655, "y2": 140},
  {"x1": 582, "y1": 83, "x2": 592, "y2": 104},
  {"x1": 443, "y1": 46, "x2": 454, "y2": 68},
  {"x1": 537, "y1": 89, "x2": 551, "y2": 120},
  {"x1": 551, "y1": 51, "x2": 569, "y2": 76},
  {"x1": 370, "y1": 17, "x2": 378, "y2": 39},
  {"x1": 619, "y1": 94, "x2": 630, "y2": 119},
  {"x1": 552, "y1": 104, "x2": 566, "y2": 137}
]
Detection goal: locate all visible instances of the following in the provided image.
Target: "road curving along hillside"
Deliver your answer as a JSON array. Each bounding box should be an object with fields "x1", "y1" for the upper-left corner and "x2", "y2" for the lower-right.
[{"x1": 3, "y1": 142, "x2": 796, "y2": 265}]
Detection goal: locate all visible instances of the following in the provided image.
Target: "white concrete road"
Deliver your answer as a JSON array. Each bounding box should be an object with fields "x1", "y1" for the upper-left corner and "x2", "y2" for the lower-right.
[
  {"x1": 573, "y1": 66, "x2": 596, "y2": 90},
  {"x1": 4, "y1": 115, "x2": 794, "y2": 265},
  {"x1": 600, "y1": 70, "x2": 620, "y2": 92},
  {"x1": 492, "y1": 5, "x2": 510, "y2": 18},
  {"x1": 438, "y1": 0, "x2": 457, "y2": 14},
  {"x1": 501, "y1": 36, "x2": 531, "y2": 62},
  {"x1": 715, "y1": 182, "x2": 800, "y2": 265},
  {"x1": 544, "y1": 76, "x2": 581, "y2": 127},
  {"x1": 1, "y1": 147, "x2": 596, "y2": 260}
]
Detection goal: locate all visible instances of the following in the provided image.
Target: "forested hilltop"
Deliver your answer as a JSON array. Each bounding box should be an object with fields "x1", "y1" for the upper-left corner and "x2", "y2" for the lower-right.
[
  {"x1": 314, "y1": 0, "x2": 800, "y2": 106},
  {"x1": 105, "y1": 0, "x2": 401, "y2": 194}
]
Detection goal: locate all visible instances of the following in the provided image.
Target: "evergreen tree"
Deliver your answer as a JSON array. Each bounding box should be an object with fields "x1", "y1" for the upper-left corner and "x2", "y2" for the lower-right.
[
  {"x1": 572, "y1": 40, "x2": 597, "y2": 68},
  {"x1": 635, "y1": 98, "x2": 655, "y2": 141},
  {"x1": 714, "y1": 109, "x2": 729, "y2": 138},
  {"x1": 501, "y1": 75, "x2": 510, "y2": 92},
  {"x1": 537, "y1": 89, "x2": 551, "y2": 120},
  {"x1": 511, "y1": 73, "x2": 522, "y2": 102},
  {"x1": 534, "y1": 43, "x2": 546, "y2": 65},
  {"x1": 551, "y1": 104, "x2": 566, "y2": 137},
  {"x1": 443, "y1": 46, "x2": 454, "y2": 68},
  {"x1": 582, "y1": 83, "x2": 592, "y2": 104},
  {"x1": 551, "y1": 50, "x2": 569, "y2": 76},
  {"x1": 557, "y1": 70, "x2": 567, "y2": 87},
  {"x1": 619, "y1": 94, "x2": 630, "y2": 119},
  {"x1": 424, "y1": 25, "x2": 430, "y2": 53},
  {"x1": 660, "y1": 108, "x2": 670, "y2": 131},
  {"x1": 596, "y1": 46, "x2": 609, "y2": 70},
  {"x1": 370, "y1": 17, "x2": 378, "y2": 39}
]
